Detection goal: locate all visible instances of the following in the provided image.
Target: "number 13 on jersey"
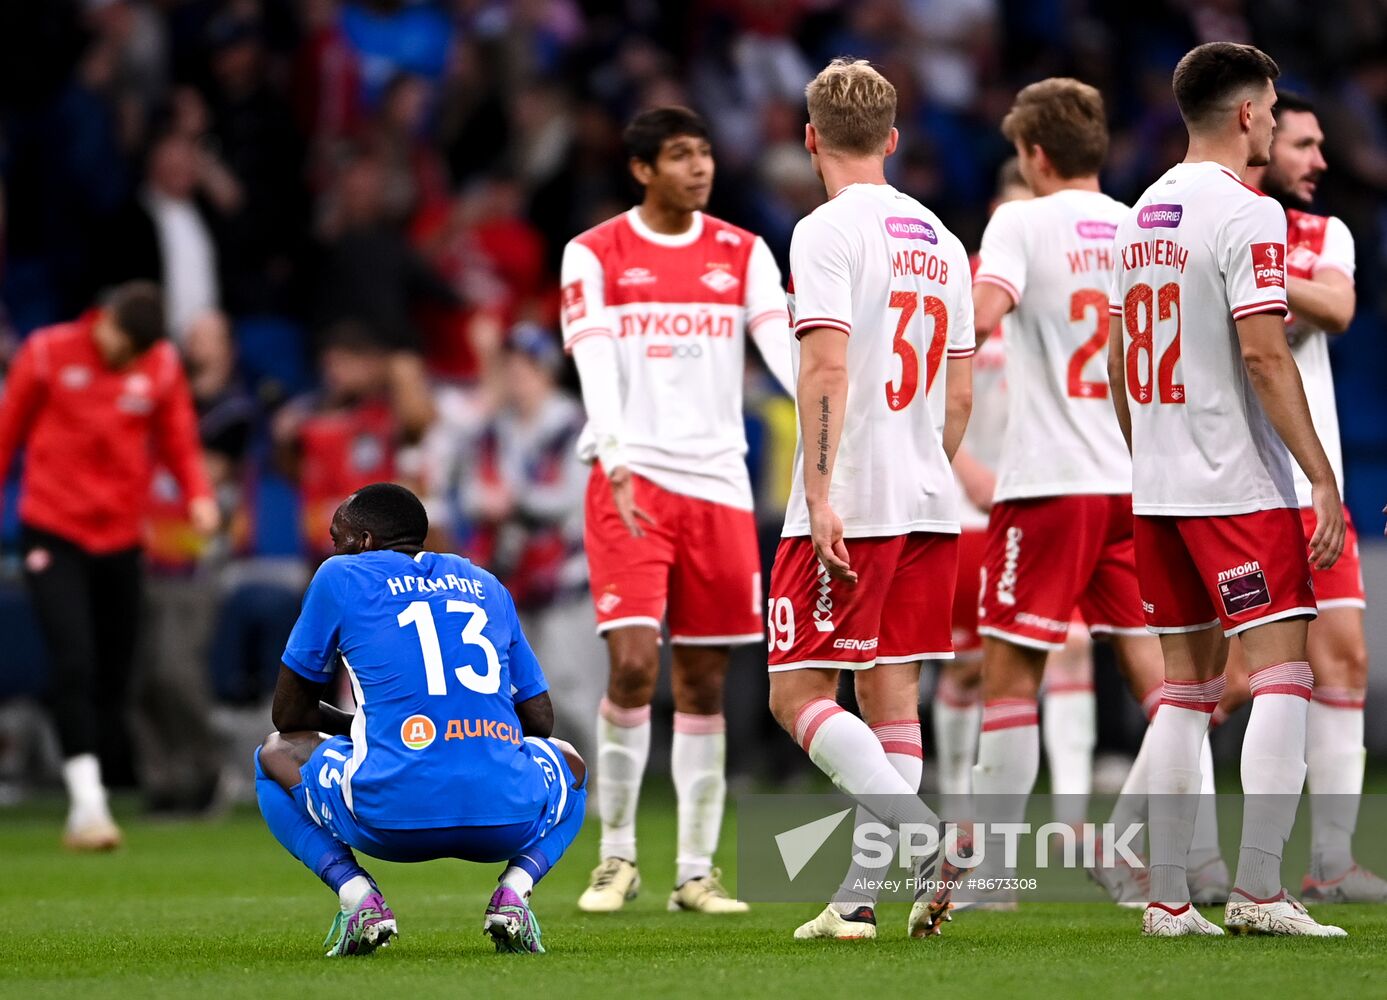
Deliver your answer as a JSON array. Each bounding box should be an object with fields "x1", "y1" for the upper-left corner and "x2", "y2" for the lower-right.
[{"x1": 885, "y1": 291, "x2": 948, "y2": 411}]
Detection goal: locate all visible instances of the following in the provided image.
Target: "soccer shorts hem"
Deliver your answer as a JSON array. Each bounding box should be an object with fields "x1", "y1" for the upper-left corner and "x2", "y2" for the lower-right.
[
  {"x1": 1317, "y1": 597, "x2": 1367, "y2": 611},
  {"x1": 1223, "y1": 606, "x2": 1319, "y2": 638},
  {"x1": 668, "y1": 631, "x2": 764, "y2": 646},
  {"x1": 767, "y1": 657, "x2": 874, "y2": 674},
  {"x1": 1086, "y1": 624, "x2": 1149, "y2": 637},
  {"x1": 1300, "y1": 507, "x2": 1366, "y2": 608},
  {"x1": 977, "y1": 624, "x2": 1062, "y2": 652},
  {"x1": 877, "y1": 650, "x2": 954, "y2": 664},
  {"x1": 596, "y1": 615, "x2": 662, "y2": 635},
  {"x1": 1146, "y1": 618, "x2": 1223, "y2": 636}
]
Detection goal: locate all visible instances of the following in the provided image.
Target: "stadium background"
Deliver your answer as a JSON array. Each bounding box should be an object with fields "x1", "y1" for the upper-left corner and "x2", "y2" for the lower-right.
[{"x1": 2, "y1": 0, "x2": 1387, "y2": 806}]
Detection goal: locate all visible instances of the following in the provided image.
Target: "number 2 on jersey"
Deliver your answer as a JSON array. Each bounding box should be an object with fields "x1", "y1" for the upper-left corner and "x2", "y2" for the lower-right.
[
  {"x1": 1067, "y1": 289, "x2": 1110, "y2": 399},
  {"x1": 885, "y1": 290, "x2": 948, "y2": 411},
  {"x1": 397, "y1": 600, "x2": 502, "y2": 695},
  {"x1": 1123, "y1": 282, "x2": 1184, "y2": 404}
]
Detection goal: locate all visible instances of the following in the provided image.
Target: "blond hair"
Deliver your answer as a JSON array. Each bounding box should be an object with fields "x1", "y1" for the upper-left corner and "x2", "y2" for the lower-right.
[
  {"x1": 1001, "y1": 78, "x2": 1109, "y2": 178},
  {"x1": 805, "y1": 58, "x2": 896, "y2": 156}
]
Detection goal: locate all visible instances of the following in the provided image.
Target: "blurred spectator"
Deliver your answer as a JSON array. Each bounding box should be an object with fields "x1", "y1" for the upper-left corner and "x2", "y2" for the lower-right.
[
  {"x1": 95, "y1": 130, "x2": 221, "y2": 340},
  {"x1": 458, "y1": 323, "x2": 603, "y2": 752},
  {"x1": 273, "y1": 320, "x2": 434, "y2": 558},
  {"x1": 364, "y1": 72, "x2": 451, "y2": 226}
]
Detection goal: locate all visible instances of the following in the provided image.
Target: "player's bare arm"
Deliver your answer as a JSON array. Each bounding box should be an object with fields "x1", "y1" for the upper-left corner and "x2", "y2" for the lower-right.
[
  {"x1": 1287, "y1": 269, "x2": 1355, "y2": 336},
  {"x1": 1237, "y1": 312, "x2": 1344, "y2": 567},
  {"x1": 953, "y1": 444, "x2": 997, "y2": 512},
  {"x1": 972, "y1": 281, "x2": 1015, "y2": 347},
  {"x1": 797, "y1": 326, "x2": 855, "y2": 583},
  {"x1": 1105, "y1": 315, "x2": 1133, "y2": 451},
  {"x1": 270, "y1": 665, "x2": 341, "y2": 735},
  {"x1": 514, "y1": 692, "x2": 555, "y2": 738},
  {"x1": 942, "y1": 356, "x2": 973, "y2": 461}
]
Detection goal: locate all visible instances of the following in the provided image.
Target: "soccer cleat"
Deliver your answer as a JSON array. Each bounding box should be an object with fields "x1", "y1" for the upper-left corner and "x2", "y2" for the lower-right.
[
  {"x1": 578, "y1": 858, "x2": 640, "y2": 912},
  {"x1": 1224, "y1": 888, "x2": 1348, "y2": 937},
  {"x1": 1188, "y1": 855, "x2": 1231, "y2": 906},
  {"x1": 483, "y1": 886, "x2": 545, "y2": 954},
  {"x1": 907, "y1": 826, "x2": 973, "y2": 937},
  {"x1": 1142, "y1": 902, "x2": 1225, "y2": 937},
  {"x1": 322, "y1": 891, "x2": 397, "y2": 957},
  {"x1": 1301, "y1": 865, "x2": 1387, "y2": 904},
  {"x1": 62, "y1": 813, "x2": 122, "y2": 852},
  {"x1": 667, "y1": 869, "x2": 749, "y2": 913},
  {"x1": 793, "y1": 904, "x2": 877, "y2": 940},
  {"x1": 1088, "y1": 840, "x2": 1149, "y2": 909}
]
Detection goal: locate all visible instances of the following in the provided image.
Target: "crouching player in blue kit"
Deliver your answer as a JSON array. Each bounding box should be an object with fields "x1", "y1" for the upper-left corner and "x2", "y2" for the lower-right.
[{"x1": 254, "y1": 483, "x2": 587, "y2": 957}]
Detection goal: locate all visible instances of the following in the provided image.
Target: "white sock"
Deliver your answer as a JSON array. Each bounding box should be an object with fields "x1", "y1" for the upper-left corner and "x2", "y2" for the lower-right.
[
  {"x1": 1187, "y1": 734, "x2": 1221, "y2": 867},
  {"x1": 793, "y1": 699, "x2": 940, "y2": 832},
  {"x1": 1147, "y1": 677, "x2": 1224, "y2": 905},
  {"x1": 972, "y1": 700, "x2": 1039, "y2": 874},
  {"x1": 834, "y1": 720, "x2": 923, "y2": 913},
  {"x1": 1234, "y1": 663, "x2": 1312, "y2": 899},
  {"x1": 62, "y1": 754, "x2": 110, "y2": 820},
  {"x1": 1041, "y1": 688, "x2": 1095, "y2": 825},
  {"x1": 672, "y1": 712, "x2": 727, "y2": 886},
  {"x1": 1306, "y1": 689, "x2": 1366, "y2": 880},
  {"x1": 500, "y1": 866, "x2": 535, "y2": 898},
  {"x1": 597, "y1": 697, "x2": 651, "y2": 862},
  {"x1": 339, "y1": 875, "x2": 373, "y2": 910},
  {"x1": 932, "y1": 669, "x2": 981, "y2": 797}
]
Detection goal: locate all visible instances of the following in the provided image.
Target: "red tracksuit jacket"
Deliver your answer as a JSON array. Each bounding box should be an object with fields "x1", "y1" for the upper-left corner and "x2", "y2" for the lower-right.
[{"x1": 0, "y1": 312, "x2": 212, "y2": 554}]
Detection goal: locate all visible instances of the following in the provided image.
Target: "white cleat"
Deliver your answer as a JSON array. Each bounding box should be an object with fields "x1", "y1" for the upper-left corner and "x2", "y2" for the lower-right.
[
  {"x1": 1224, "y1": 889, "x2": 1348, "y2": 937},
  {"x1": 793, "y1": 904, "x2": 877, "y2": 940},
  {"x1": 1301, "y1": 866, "x2": 1387, "y2": 904},
  {"x1": 1142, "y1": 902, "x2": 1225, "y2": 937},
  {"x1": 667, "y1": 869, "x2": 749, "y2": 913},
  {"x1": 1188, "y1": 855, "x2": 1231, "y2": 906},
  {"x1": 62, "y1": 811, "x2": 122, "y2": 852},
  {"x1": 577, "y1": 858, "x2": 640, "y2": 913}
]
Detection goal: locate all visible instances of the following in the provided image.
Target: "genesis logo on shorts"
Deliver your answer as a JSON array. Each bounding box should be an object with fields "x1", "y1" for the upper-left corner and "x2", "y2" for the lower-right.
[
  {"x1": 400, "y1": 714, "x2": 437, "y2": 750},
  {"x1": 884, "y1": 217, "x2": 938, "y2": 243},
  {"x1": 1137, "y1": 204, "x2": 1183, "y2": 229},
  {"x1": 1251, "y1": 243, "x2": 1286, "y2": 288}
]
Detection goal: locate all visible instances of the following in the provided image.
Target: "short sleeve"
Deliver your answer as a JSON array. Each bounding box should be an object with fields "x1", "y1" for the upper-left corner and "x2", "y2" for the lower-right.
[
  {"x1": 1220, "y1": 195, "x2": 1289, "y2": 321},
  {"x1": 505, "y1": 590, "x2": 548, "y2": 704},
  {"x1": 744, "y1": 236, "x2": 790, "y2": 334},
  {"x1": 1316, "y1": 216, "x2": 1355, "y2": 281},
  {"x1": 973, "y1": 201, "x2": 1029, "y2": 305},
  {"x1": 559, "y1": 241, "x2": 612, "y2": 351},
  {"x1": 948, "y1": 245, "x2": 977, "y2": 358},
  {"x1": 282, "y1": 560, "x2": 345, "y2": 683},
  {"x1": 788, "y1": 213, "x2": 854, "y2": 338}
]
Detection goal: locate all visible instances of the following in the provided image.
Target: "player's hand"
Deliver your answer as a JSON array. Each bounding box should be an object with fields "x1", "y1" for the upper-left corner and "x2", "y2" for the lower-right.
[
  {"x1": 960, "y1": 465, "x2": 997, "y2": 514},
  {"x1": 1307, "y1": 480, "x2": 1344, "y2": 570},
  {"x1": 607, "y1": 465, "x2": 654, "y2": 538},
  {"x1": 809, "y1": 501, "x2": 856, "y2": 585},
  {"x1": 189, "y1": 496, "x2": 222, "y2": 536}
]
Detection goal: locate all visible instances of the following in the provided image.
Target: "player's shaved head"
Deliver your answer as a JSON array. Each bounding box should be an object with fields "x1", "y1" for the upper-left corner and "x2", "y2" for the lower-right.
[
  {"x1": 1172, "y1": 42, "x2": 1280, "y2": 132},
  {"x1": 333, "y1": 482, "x2": 429, "y2": 554}
]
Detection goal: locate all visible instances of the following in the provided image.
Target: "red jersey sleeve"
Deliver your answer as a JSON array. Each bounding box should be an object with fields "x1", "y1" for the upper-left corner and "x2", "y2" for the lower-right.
[
  {"x1": 151, "y1": 349, "x2": 213, "y2": 505},
  {"x1": 0, "y1": 336, "x2": 49, "y2": 489}
]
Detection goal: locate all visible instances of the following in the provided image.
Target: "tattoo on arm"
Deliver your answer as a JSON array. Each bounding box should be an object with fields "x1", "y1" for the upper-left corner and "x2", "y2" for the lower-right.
[{"x1": 816, "y1": 395, "x2": 830, "y2": 475}]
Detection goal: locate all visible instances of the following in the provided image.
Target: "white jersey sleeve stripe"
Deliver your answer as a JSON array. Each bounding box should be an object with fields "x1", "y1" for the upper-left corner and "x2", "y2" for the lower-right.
[
  {"x1": 749, "y1": 308, "x2": 791, "y2": 330},
  {"x1": 793, "y1": 317, "x2": 852, "y2": 336},
  {"x1": 563, "y1": 327, "x2": 614, "y2": 352},
  {"x1": 973, "y1": 273, "x2": 1021, "y2": 304},
  {"x1": 1231, "y1": 299, "x2": 1290, "y2": 319}
]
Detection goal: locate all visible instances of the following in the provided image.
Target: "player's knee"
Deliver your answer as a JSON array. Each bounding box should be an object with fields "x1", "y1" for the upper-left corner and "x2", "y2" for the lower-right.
[
  {"x1": 549, "y1": 738, "x2": 587, "y2": 787},
  {"x1": 672, "y1": 672, "x2": 724, "y2": 715},
  {"x1": 607, "y1": 652, "x2": 658, "y2": 706}
]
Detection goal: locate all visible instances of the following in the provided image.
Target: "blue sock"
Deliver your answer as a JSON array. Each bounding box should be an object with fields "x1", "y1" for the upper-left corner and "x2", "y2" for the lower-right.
[
  {"x1": 254, "y1": 748, "x2": 369, "y2": 896},
  {"x1": 511, "y1": 781, "x2": 588, "y2": 886}
]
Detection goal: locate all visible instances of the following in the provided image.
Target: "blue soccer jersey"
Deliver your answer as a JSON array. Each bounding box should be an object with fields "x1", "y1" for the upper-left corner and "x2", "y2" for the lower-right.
[{"x1": 283, "y1": 550, "x2": 551, "y2": 829}]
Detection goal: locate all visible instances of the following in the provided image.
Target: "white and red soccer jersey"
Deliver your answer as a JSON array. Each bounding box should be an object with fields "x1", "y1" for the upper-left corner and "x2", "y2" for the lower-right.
[
  {"x1": 782, "y1": 183, "x2": 975, "y2": 538},
  {"x1": 1285, "y1": 209, "x2": 1355, "y2": 506},
  {"x1": 975, "y1": 189, "x2": 1132, "y2": 501},
  {"x1": 1109, "y1": 161, "x2": 1296, "y2": 516},
  {"x1": 955, "y1": 324, "x2": 1007, "y2": 530},
  {"x1": 559, "y1": 208, "x2": 789, "y2": 510}
]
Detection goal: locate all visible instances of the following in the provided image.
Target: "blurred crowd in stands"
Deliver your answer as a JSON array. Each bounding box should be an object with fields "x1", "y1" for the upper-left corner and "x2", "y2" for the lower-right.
[{"x1": 2, "y1": 0, "x2": 1386, "y2": 808}]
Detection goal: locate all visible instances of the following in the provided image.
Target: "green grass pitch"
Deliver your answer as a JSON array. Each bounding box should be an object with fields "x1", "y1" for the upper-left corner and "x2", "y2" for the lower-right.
[{"x1": 4, "y1": 787, "x2": 1384, "y2": 1000}]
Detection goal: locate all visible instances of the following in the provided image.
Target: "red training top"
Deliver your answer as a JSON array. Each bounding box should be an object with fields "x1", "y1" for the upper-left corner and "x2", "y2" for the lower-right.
[{"x1": 0, "y1": 311, "x2": 212, "y2": 553}]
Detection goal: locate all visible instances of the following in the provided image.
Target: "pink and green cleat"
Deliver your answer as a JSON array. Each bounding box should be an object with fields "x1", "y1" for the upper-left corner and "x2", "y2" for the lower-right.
[
  {"x1": 483, "y1": 886, "x2": 545, "y2": 954},
  {"x1": 322, "y1": 891, "x2": 398, "y2": 957}
]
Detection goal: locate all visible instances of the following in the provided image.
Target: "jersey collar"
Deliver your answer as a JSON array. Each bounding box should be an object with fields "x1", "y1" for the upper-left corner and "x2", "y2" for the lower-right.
[{"x1": 625, "y1": 207, "x2": 703, "y2": 247}]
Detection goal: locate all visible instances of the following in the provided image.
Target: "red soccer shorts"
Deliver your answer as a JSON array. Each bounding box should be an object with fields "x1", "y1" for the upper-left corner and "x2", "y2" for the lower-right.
[
  {"x1": 1134, "y1": 506, "x2": 1317, "y2": 636},
  {"x1": 766, "y1": 532, "x2": 959, "y2": 671},
  {"x1": 1300, "y1": 507, "x2": 1366, "y2": 609},
  {"x1": 952, "y1": 528, "x2": 987, "y2": 656},
  {"x1": 978, "y1": 495, "x2": 1144, "y2": 651},
  {"x1": 584, "y1": 467, "x2": 763, "y2": 644}
]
